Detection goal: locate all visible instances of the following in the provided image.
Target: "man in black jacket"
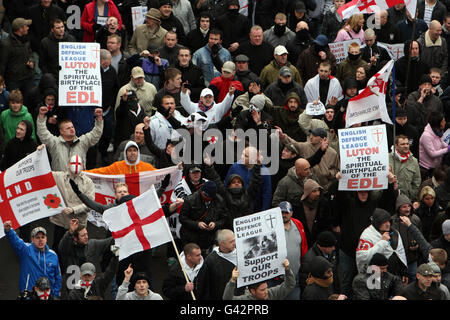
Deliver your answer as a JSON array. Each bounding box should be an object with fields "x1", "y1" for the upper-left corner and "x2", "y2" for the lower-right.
[
  {"x1": 26, "y1": 0, "x2": 66, "y2": 53},
  {"x1": 186, "y1": 12, "x2": 210, "y2": 53},
  {"x1": 162, "y1": 242, "x2": 203, "y2": 300},
  {"x1": 40, "y1": 18, "x2": 76, "y2": 79},
  {"x1": 159, "y1": 0, "x2": 187, "y2": 45},
  {"x1": 179, "y1": 180, "x2": 228, "y2": 254},
  {"x1": 234, "y1": 54, "x2": 259, "y2": 91},
  {"x1": 399, "y1": 263, "x2": 444, "y2": 299},
  {"x1": 175, "y1": 47, "x2": 205, "y2": 102}
]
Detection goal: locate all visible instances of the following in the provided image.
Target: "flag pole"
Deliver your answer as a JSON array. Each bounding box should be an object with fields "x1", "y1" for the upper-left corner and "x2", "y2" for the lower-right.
[
  {"x1": 392, "y1": 63, "x2": 396, "y2": 175},
  {"x1": 403, "y1": 15, "x2": 417, "y2": 95},
  {"x1": 161, "y1": 213, "x2": 196, "y2": 300}
]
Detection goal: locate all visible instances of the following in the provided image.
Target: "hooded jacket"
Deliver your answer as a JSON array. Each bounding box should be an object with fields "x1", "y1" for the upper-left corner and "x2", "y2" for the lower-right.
[
  {"x1": 0, "y1": 105, "x2": 36, "y2": 143},
  {"x1": 86, "y1": 141, "x2": 156, "y2": 174},
  {"x1": 265, "y1": 92, "x2": 306, "y2": 142},
  {"x1": 0, "y1": 119, "x2": 37, "y2": 171},
  {"x1": 391, "y1": 194, "x2": 422, "y2": 263},
  {"x1": 5, "y1": 229, "x2": 62, "y2": 297},
  {"x1": 114, "y1": 94, "x2": 146, "y2": 150},
  {"x1": 204, "y1": 164, "x2": 261, "y2": 229}
]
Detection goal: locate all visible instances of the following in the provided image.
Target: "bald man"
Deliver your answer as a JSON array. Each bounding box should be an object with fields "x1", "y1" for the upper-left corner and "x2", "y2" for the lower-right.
[
  {"x1": 113, "y1": 123, "x2": 156, "y2": 166},
  {"x1": 272, "y1": 158, "x2": 320, "y2": 207},
  {"x1": 286, "y1": 21, "x2": 313, "y2": 65},
  {"x1": 361, "y1": 28, "x2": 390, "y2": 70},
  {"x1": 374, "y1": 10, "x2": 402, "y2": 44},
  {"x1": 417, "y1": 20, "x2": 448, "y2": 73}
]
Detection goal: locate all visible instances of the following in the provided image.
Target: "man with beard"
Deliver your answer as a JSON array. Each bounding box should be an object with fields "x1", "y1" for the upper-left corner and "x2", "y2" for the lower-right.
[{"x1": 304, "y1": 61, "x2": 343, "y2": 105}]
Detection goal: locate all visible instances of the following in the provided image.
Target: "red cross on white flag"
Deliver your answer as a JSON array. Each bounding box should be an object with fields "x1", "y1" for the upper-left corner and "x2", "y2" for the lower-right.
[
  {"x1": 103, "y1": 186, "x2": 173, "y2": 261},
  {"x1": 338, "y1": 0, "x2": 416, "y2": 20}
]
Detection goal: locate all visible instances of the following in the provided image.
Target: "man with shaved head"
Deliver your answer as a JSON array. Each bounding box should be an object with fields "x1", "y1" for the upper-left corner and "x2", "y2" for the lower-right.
[
  {"x1": 286, "y1": 21, "x2": 313, "y2": 65},
  {"x1": 374, "y1": 10, "x2": 402, "y2": 44},
  {"x1": 417, "y1": 20, "x2": 448, "y2": 73},
  {"x1": 272, "y1": 157, "x2": 320, "y2": 208}
]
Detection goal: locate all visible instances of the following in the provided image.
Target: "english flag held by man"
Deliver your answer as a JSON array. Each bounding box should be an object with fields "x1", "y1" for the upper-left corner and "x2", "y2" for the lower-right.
[
  {"x1": 0, "y1": 147, "x2": 66, "y2": 238},
  {"x1": 338, "y1": 0, "x2": 417, "y2": 19},
  {"x1": 345, "y1": 60, "x2": 394, "y2": 128},
  {"x1": 103, "y1": 185, "x2": 173, "y2": 261}
]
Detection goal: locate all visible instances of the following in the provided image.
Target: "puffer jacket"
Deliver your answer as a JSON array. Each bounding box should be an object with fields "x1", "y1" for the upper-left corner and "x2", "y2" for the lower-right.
[{"x1": 419, "y1": 124, "x2": 448, "y2": 170}]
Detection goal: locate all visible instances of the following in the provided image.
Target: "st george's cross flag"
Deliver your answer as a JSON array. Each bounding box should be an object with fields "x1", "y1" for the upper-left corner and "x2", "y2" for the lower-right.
[
  {"x1": 0, "y1": 147, "x2": 66, "y2": 238},
  {"x1": 338, "y1": 0, "x2": 417, "y2": 19},
  {"x1": 103, "y1": 185, "x2": 173, "y2": 261},
  {"x1": 345, "y1": 60, "x2": 394, "y2": 128}
]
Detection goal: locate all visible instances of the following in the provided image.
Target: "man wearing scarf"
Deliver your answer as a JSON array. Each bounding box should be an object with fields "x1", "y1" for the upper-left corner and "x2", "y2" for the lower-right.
[
  {"x1": 162, "y1": 242, "x2": 204, "y2": 300},
  {"x1": 389, "y1": 134, "x2": 421, "y2": 201},
  {"x1": 302, "y1": 256, "x2": 344, "y2": 300}
]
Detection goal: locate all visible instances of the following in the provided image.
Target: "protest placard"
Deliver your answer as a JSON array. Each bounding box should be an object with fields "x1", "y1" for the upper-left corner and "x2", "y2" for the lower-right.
[
  {"x1": 132, "y1": 6, "x2": 148, "y2": 31},
  {"x1": 234, "y1": 208, "x2": 287, "y2": 288},
  {"x1": 0, "y1": 147, "x2": 66, "y2": 237},
  {"x1": 329, "y1": 39, "x2": 361, "y2": 64},
  {"x1": 377, "y1": 42, "x2": 404, "y2": 61},
  {"x1": 338, "y1": 124, "x2": 389, "y2": 191},
  {"x1": 58, "y1": 42, "x2": 102, "y2": 107},
  {"x1": 442, "y1": 128, "x2": 450, "y2": 145},
  {"x1": 305, "y1": 101, "x2": 326, "y2": 116}
]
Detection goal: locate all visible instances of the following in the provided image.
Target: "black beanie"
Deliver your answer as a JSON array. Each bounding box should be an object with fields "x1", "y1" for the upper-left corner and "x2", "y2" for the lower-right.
[
  {"x1": 310, "y1": 256, "x2": 333, "y2": 279},
  {"x1": 159, "y1": 0, "x2": 172, "y2": 7},
  {"x1": 369, "y1": 253, "x2": 388, "y2": 266},
  {"x1": 316, "y1": 231, "x2": 337, "y2": 247},
  {"x1": 371, "y1": 208, "x2": 391, "y2": 230},
  {"x1": 130, "y1": 272, "x2": 150, "y2": 289}
]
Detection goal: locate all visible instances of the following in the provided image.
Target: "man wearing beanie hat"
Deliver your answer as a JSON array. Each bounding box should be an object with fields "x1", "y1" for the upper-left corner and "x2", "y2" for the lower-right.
[
  {"x1": 406, "y1": 73, "x2": 443, "y2": 133},
  {"x1": 302, "y1": 256, "x2": 345, "y2": 300},
  {"x1": 352, "y1": 253, "x2": 403, "y2": 300},
  {"x1": 215, "y1": 0, "x2": 251, "y2": 53},
  {"x1": 116, "y1": 265, "x2": 163, "y2": 300},
  {"x1": 300, "y1": 231, "x2": 339, "y2": 294},
  {"x1": 291, "y1": 179, "x2": 334, "y2": 248},
  {"x1": 128, "y1": 8, "x2": 168, "y2": 55},
  {"x1": 159, "y1": 0, "x2": 187, "y2": 45},
  {"x1": 431, "y1": 219, "x2": 450, "y2": 261},
  {"x1": 179, "y1": 179, "x2": 228, "y2": 255},
  {"x1": 356, "y1": 208, "x2": 409, "y2": 280},
  {"x1": 391, "y1": 193, "x2": 423, "y2": 282}
]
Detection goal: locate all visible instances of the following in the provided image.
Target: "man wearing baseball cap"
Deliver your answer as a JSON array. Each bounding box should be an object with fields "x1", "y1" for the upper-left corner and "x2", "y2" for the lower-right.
[
  {"x1": 3, "y1": 222, "x2": 62, "y2": 298},
  {"x1": 399, "y1": 263, "x2": 444, "y2": 299},
  {"x1": 209, "y1": 60, "x2": 244, "y2": 103},
  {"x1": 0, "y1": 17, "x2": 35, "y2": 99},
  {"x1": 260, "y1": 44, "x2": 302, "y2": 89}
]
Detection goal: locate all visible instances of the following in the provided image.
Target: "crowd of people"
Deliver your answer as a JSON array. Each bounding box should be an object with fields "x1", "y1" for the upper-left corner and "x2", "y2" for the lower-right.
[{"x1": 1, "y1": 0, "x2": 450, "y2": 301}]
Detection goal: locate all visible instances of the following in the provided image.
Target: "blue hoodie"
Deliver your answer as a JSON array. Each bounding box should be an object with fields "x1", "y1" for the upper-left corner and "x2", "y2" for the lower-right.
[
  {"x1": 225, "y1": 161, "x2": 272, "y2": 212},
  {"x1": 5, "y1": 229, "x2": 62, "y2": 297}
]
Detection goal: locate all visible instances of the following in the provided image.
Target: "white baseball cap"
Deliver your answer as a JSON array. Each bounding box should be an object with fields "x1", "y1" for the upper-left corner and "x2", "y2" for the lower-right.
[
  {"x1": 274, "y1": 45, "x2": 288, "y2": 55},
  {"x1": 200, "y1": 88, "x2": 214, "y2": 98}
]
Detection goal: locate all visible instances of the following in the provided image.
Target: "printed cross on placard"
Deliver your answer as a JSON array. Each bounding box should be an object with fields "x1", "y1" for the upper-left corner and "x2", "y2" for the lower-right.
[{"x1": 91, "y1": 46, "x2": 100, "y2": 59}]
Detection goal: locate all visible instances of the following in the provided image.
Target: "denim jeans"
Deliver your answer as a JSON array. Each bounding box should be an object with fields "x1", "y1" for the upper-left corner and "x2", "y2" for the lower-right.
[{"x1": 339, "y1": 250, "x2": 357, "y2": 298}]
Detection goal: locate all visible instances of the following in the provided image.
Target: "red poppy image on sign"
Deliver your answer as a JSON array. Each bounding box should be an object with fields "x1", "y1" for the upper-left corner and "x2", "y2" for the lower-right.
[{"x1": 43, "y1": 194, "x2": 62, "y2": 209}]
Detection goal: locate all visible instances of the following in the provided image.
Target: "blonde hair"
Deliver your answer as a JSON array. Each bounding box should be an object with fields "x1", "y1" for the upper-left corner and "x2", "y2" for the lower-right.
[
  {"x1": 345, "y1": 13, "x2": 364, "y2": 31},
  {"x1": 115, "y1": 182, "x2": 128, "y2": 191},
  {"x1": 419, "y1": 186, "x2": 436, "y2": 201}
]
